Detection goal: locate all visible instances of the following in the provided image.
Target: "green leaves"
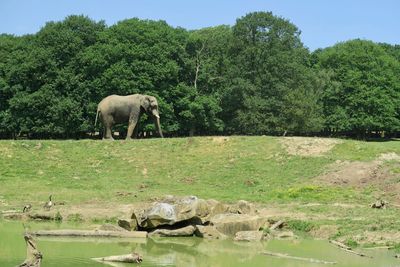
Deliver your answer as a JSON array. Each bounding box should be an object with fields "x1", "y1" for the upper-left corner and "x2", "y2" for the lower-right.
[
  {"x1": 315, "y1": 40, "x2": 400, "y2": 135},
  {"x1": 0, "y1": 13, "x2": 398, "y2": 138},
  {"x1": 223, "y1": 12, "x2": 323, "y2": 135}
]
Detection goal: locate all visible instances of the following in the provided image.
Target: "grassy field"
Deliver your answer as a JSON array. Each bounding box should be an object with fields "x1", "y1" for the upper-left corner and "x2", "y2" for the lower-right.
[{"x1": 1, "y1": 136, "x2": 400, "y2": 246}]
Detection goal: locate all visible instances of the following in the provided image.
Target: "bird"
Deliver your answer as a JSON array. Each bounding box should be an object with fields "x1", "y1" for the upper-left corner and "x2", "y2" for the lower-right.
[
  {"x1": 22, "y1": 204, "x2": 32, "y2": 213},
  {"x1": 43, "y1": 195, "x2": 53, "y2": 210}
]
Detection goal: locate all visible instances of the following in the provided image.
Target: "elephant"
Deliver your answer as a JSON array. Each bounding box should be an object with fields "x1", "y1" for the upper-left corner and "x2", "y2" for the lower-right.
[{"x1": 95, "y1": 94, "x2": 164, "y2": 140}]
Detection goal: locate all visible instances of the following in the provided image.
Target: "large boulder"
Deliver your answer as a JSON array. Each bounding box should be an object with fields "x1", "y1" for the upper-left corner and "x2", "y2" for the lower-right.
[
  {"x1": 148, "y1": 225, "x2": 196, "y2": 237},
  {"x1": 234, "y1": 230, "x2": 264, "y2": 241},
  {"x1": 210, "y1": 214, "x2": 266, "y2": 236},
  {"x1": 195, "y1": 225, "x2": 227, "y2": 240},
  {"x1": 206, "y1": 199, "x2": 229, "y2": 217},
  {"x1": 133, "y1": 196, "x2": 211, "y2": 229},
  {"x1": 118, "y1": 218, "x2": 137, "y2": 231},
  {"x1": 228, "y1": 200, "x2": 257, "y2": 215}
]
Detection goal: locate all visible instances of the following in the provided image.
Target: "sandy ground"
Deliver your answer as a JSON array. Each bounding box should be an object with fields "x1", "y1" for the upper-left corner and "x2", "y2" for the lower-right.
[{"x1": 280, "y1": 137, "x2": 342, "y2": 157}]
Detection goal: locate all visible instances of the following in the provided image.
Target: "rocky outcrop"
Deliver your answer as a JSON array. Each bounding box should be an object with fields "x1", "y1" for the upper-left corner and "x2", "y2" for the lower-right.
[
  {"x1": 228, "y1": 200, "x2": 256, "y2": 215},
  {"x1": 133, "y1": 196, "x2": 211, "y2": 229},
  {"x1": 118, "y1": 218, "x2": 136, "y2": 231},
  {"x1": 126, "y1": 196, "x2": 267, "y2": 239},
  {"x1": 234, "y1": 230, "x2": 264, "y2": 241},
  {"x1": 148, "y1": 225, "x2": 196, "y2": 237},
  {"x1": 195, "y1": 225, "x2": 227, "y2": 240},
  {"x1": 210, "y1": 214, "x2": 266, "y2": 236}
]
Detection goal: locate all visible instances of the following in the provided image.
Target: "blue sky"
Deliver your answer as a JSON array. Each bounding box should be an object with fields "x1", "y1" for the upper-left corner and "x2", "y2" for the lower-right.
[{"x1": 1, "y1": 0, "x2": 399, "y2": 50}]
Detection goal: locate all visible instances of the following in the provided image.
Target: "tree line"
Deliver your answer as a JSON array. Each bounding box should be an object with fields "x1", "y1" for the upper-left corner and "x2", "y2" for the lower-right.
[{"x1": 0, "y1": 12, "x2": 399, "y2": 138}]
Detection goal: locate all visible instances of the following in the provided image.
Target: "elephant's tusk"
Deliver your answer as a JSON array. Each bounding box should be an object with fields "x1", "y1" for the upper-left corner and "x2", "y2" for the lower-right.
[{"x1": 155, "y1": 114, "x2": 160, "y2": 119}]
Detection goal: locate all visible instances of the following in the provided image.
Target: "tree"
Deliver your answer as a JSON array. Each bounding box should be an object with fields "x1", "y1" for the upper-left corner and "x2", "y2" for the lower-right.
[
  {"x1": 176, "y1": 26, "x2": 232, "y2": 135},
  {"x1": 315, "y1": 40, "x2": 400, "y2": 136},
  {"x1": 223, "y1": 12, "x2": 323, "y2": 135}
]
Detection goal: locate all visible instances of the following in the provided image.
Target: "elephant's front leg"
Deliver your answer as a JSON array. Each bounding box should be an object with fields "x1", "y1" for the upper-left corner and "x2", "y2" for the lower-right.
[
  {"x1": 133, "y1": 121, "x2": 140, "y2": 139},
  {"x1": 126, "y1": 113, "x2": 139, "y2": 140}
]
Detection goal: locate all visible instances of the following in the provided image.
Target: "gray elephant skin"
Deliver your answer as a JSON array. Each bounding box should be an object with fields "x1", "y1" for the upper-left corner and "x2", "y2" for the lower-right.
[{"x1": 95, "y1": 94, "x2": 164, "y2": 140}]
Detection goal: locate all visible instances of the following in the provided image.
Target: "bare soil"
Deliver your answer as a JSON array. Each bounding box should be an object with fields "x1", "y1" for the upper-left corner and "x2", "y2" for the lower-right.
[
  {"x1": 315, "y1": 153, "x2": 400, "y2": 202},
  {"x1": 280, "y1": 137, "x2": 341, "y2": 157}
]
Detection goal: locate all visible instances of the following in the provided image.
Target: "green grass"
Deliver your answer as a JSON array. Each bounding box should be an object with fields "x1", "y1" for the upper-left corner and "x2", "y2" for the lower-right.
[
  {"x1": 0, "y1": 136, "x2": 399, "y2": 207},
  {"x1": 1, "y1": 136, "x2": 400, "y2": 246}
]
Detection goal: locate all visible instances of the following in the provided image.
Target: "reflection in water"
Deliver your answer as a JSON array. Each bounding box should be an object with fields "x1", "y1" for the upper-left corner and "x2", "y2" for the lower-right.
[{"x1": 0, "y1": 221, "x2": 398, "y2": 267}]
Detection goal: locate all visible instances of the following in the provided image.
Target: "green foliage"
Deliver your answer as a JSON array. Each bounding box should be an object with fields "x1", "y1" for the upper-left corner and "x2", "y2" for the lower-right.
[
  {"x1": 286, "y1": 220, "x2": 315, "y2": 233},
  {"x1": 314, "y1": 40, "x2": 400, "y2": 136},
  {"x1": 223, "y1": 12, "x2": 324, "y2": 135},
  {"x1": 54, "y1": 211, "x2": 63, "y2": 222},
  {"x1": 344, "y1": 238, "x2": 359, "y2": 248},
  {"x1": 67, "y1": 213, "x2": 84, "y2": 222},
  {"x1": 0, "y1": 13, "x2": 398, "y2": 138}
]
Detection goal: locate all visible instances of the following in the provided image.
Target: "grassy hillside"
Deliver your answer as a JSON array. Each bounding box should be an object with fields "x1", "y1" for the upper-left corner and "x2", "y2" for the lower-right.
[
  {"x1": 0, "y1": 136, "x2": 399, "y2": 206},
  {"x1": 1, "y1": 136, "x2": 400, "y2": 246}
]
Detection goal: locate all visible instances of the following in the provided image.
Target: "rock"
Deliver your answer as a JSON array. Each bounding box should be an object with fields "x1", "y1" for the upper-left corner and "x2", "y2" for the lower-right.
[
  {"x1": 195, "y1": 225, "x2": 227, "y2": 240},
  {"x1": 148, "y1": 225, "x2": 196, "y2": 237},
  {"x1": 134, "y1": 196, "x2": 211, "y2": 229},
  {"x1": 210, "y1": 214, "x2": 266, "y2": 236},
  {"x1": 206, "y1": 199, "x2": 229, "y2": 217},
  {"x1": 97, "y1": 223, "x2": 127, "y2": 232},
  {"x1": 371, "y1": 200, "x2": 387, "y2": 209},
  {"x1": 275, "y1": 231, "x2": 297, "y2": 240},
  {"x1": 118, "y1": 219, "x2": 135, "y2": 231},
  {"x1": 229, "y1": 200, "x2": 256, "y2": 215},
  {"x1": 234, "y1": 230, "x2": 264, "y2": 242}
]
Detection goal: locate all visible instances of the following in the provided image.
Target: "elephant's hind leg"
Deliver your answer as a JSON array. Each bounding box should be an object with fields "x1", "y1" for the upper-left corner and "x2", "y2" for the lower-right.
[{"x1": 102, "y1": 115, "x2": 114, "y2": 140}]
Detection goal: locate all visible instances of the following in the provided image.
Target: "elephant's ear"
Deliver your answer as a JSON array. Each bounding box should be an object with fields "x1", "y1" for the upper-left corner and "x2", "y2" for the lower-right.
[{"x1": 141, "y1": 96, "x2": 151, "y2": 111}]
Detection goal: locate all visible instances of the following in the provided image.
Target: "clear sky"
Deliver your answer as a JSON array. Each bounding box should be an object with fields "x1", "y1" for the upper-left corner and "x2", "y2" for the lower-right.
[{"x1": 1, "y1": 0, "x2": 399, "y2": 50}]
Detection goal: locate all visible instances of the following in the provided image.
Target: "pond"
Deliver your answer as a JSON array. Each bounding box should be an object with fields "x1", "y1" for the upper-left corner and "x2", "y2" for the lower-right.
[{"x1": 0, "y1": 221, "x2": 398, "y2": 267}]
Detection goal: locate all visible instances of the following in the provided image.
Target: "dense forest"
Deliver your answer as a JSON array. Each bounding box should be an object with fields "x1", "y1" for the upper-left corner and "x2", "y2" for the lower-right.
[{"x1": 0, "y1": 12, "x2": 399, "y2": 138}]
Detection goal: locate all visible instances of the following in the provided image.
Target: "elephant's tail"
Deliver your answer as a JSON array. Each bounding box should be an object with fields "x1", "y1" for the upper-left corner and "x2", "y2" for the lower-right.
[{"x1": 94, "y1": 109, "x2": 100, "y2": 127}]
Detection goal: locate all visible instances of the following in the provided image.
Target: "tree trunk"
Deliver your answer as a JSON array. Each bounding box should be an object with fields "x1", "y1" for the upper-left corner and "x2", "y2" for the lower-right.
[
  {"x1": 30, "y1": 229, "x2": 147, "y2": 238},
  {"x1": 92, "y1": 253, "x2": 142, "y2": 264},
  {"x1": 19, "y1": 234, "x2": 42, "y2": 267}
]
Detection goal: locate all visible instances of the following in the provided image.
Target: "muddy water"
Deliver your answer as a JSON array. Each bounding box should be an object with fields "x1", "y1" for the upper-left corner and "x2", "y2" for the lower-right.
[{"x1": 0, "y1": 221, "x2": 398, "y2": 267}]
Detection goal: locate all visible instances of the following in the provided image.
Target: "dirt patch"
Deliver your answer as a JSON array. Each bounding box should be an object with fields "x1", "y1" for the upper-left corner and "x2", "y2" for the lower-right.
[
  {"x1": 316, "y1": 153, "x2": 400, "y2": 202},
  {"x1": 338, "y1": 231, "x2": 400, "y2": 246},
  {"x1": 317, "y1": 160, "x2": 382, "y2": 187},
  {"x1": 55, "y1": 203, "x2": 141, "y2": 222},
  {"x1": 211, "y1": 136, "x2": 230, "y2": 144},
  {"x1": 317, "y1": 154, "x2": 400, "y2": 187},
  {"x1": 280, "y1": 137, "x2": 341, "y2": 157},
  {"x1": 310, "y1": 225, "x2": 339, "y2": 239}
]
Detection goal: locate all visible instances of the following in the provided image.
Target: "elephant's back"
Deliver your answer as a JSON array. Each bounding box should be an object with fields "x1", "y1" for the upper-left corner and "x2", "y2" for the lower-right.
[{"x1": 98, "y1": 94, "x2": 139, "y2": 112}]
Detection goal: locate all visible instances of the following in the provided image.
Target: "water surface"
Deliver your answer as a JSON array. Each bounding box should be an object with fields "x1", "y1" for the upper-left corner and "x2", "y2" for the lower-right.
[{"x1": 0, "y1": 221, "x2": 398, "y2": 267}]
